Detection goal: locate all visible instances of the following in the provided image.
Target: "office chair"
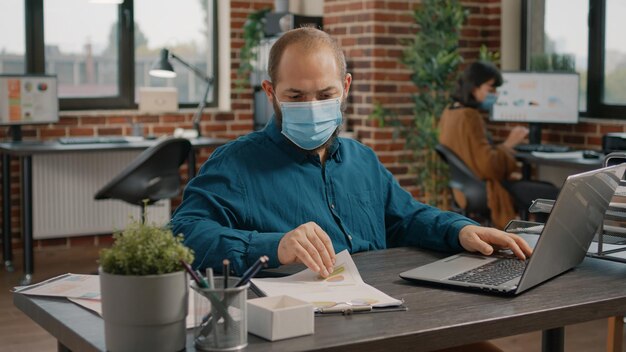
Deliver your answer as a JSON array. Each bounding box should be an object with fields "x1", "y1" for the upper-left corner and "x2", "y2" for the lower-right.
[
  {"x1": 435, "y1": 144, "x2": 559, "y2": 224},
  {"x1": 94, "y1": 137, "x2": 192, "y2": 223},
  {"x1": 434, "y1": 144, "x2": 491, "y2": 223}
]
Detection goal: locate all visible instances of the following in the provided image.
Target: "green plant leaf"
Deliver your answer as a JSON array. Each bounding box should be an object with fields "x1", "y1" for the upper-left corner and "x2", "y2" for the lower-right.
[
  {"x1": 376, "y1": 0, "x2": 466, "y2": 206},
  {"x1": 99, "y1": 218, "x2": 194, "y2": 276},
  {"x1": 236, "y1": 7, "x2": 272, "y2": 90}
]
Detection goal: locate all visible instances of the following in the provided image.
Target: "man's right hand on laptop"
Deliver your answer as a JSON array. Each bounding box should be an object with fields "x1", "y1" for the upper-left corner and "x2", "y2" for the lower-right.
[
  {"x1": 278, "y1": 222, "x2": 336, "y2": 278},
  {"x1": 458, "y1": 225, "x2": 533, "y2": 260}
]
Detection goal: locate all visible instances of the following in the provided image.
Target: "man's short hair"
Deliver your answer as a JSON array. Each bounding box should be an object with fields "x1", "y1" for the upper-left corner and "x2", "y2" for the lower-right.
[{"x1": 267, "y1": 27, "x2": 347, "y2": 85}]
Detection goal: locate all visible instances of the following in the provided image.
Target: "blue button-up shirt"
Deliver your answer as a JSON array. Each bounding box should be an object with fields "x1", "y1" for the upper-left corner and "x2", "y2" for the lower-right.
[{"x1": 171, "y1": 118, "x2": 477, "y2": 274}]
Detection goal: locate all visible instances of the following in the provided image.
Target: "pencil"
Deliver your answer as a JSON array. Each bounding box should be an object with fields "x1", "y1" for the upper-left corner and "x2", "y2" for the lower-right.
[
  {"x1": 180, "y1": 260, "x2": 207, "y2": 288},
  {"x1": 205, "y1": 267, "x2": 214, "y2": 289},
  {"x1": 235, "y1": 255, "x2": 269, "y2": 287},
  {"x1": 223, "y1": 259, "x2": 230, "y2": 289},
  {"x1": 195, "y1": 270, "x2": 209, "y2": 288}
]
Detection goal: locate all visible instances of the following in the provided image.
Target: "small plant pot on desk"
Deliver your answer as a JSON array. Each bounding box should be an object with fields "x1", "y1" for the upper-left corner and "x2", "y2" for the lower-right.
[{"x1": 99, "y1": 269, "x2": 188, "y2": 352}]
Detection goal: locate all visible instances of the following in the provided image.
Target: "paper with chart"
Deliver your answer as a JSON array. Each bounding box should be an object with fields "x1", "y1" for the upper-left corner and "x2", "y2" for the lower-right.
[
  {"x1": 12, "y1": 273, "x2": 101, "y2": 299},
  {"x1": 251, "y1": 250, "x2": 403, "y2": 311}
]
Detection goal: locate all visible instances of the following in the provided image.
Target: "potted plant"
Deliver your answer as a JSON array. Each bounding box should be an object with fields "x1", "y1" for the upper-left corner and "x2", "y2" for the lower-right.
[
  {"x1": 235, "y1": 6, "x2": 272, "y2": 91},
  {"x1": 99, "y1": 218, "x2": 194, "y2": 352},
  {"x1": 370, "y1": 0, "x2": 468, "y2": 207}
]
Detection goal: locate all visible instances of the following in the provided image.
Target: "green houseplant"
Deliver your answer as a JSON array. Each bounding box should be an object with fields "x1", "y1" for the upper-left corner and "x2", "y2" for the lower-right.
[
  {"x1": 99, "y1": 218, "x2": 194, "y2": 352},
  {"x1": 235, "y1": 7, "x2": 272, "y2": 91},
  {"x1": 372, "y1": 0, "x2": 468, "y2": 206}
]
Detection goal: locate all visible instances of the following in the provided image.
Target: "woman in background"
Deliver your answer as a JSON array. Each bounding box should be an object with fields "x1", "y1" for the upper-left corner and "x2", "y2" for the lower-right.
[{"x1": 439, "y1": 61, "x2": 556, "y2": 229}]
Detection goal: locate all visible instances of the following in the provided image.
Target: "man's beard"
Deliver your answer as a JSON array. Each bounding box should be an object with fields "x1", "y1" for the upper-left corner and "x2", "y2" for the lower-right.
[{"x1": 272, "y1": 97, "x2": 347, "y2": 156}]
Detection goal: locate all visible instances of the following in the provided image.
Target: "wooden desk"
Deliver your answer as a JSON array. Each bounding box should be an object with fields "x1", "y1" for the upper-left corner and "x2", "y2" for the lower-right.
[
  {"x1": 13, "y1": 248, "x2": 626, "y2": 352},
  {"x1": 0, "y1": 137, "x2": 227, "y2": 284},
  {"x1": 516, "y1": 152, "x2": 604, "y2": 185}
]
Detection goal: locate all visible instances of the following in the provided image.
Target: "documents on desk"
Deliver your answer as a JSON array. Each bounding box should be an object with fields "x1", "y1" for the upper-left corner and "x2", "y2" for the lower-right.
[
  {"x1": 531, "y1": 151, "x2": 584, "y2": 159},
  {"x1": 251, "y1": 250, "x2": 404, "y2": 314},
  {"x1": 12, "y1": 273, "x2": 101, "y2": 299},
  {"x1": 12, "y1": 273, "x2": 198, "y2": 328}
]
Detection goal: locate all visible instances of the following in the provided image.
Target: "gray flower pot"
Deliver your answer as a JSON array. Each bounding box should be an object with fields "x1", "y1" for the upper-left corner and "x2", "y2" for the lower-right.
[{"x1": 99, "y1": 268, "x2": 188, "y2": 352}]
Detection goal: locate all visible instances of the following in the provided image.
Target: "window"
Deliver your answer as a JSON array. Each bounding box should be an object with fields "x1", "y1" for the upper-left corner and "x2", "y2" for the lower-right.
[
  {"x1": 524, "y1": 0, "x2": 626, "y2": 118},
  {"x1": 603, "y1": 0, "x2": 626, "y2": 105},
  {"x1": 0, "y1": 0, "x2": 26, "y2": 74},
  {"x1": 12, "y1": 0, "x2": 217, "y2": 110},
  {"x1": 134, "y1": 0, "x2": 215, "y2": 106},
  {"x1": 44, "y1": 0, "x2": 119, "y2": 98}
]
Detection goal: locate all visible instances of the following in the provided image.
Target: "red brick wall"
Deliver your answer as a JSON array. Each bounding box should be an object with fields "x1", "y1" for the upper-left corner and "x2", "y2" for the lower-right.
[
  {"x1": 323, "y1": 0, "x2": 502, "y2": 197},
  {"x1": 486, "y1": 119, "x2": 626, "y2": 149}
]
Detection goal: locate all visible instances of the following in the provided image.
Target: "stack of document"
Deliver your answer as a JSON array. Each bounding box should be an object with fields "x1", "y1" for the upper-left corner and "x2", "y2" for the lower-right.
[
  {"x1": 251, "y1": 250, "x2": 403, "y2": 313},
  {"x1": 13, "y1": 273, "x2": 199, "y2": 328},
  {"x1": 13, "y1": 274, "x2": 103, "y2": 315}
]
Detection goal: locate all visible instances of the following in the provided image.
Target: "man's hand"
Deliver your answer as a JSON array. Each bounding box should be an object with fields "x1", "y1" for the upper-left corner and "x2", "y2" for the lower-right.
[
  {"x1": 278, "y1": 222, "x2": 336, "y2": 277},
  {"x1": 458, "y1": 225, "x2": 533, "y2": 260}
]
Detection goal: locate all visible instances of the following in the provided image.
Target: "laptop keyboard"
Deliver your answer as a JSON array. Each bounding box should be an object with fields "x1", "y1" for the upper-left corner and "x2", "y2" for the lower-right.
[
  {"x1": 514, "y1": 144, "x2": 571, "y2": 153},
  {"x1": 448, "y1": 258, "x2": 527, "y2": 286},
  {"x1": 58, "y1": 136, "x2": 130, "y2": 144}
]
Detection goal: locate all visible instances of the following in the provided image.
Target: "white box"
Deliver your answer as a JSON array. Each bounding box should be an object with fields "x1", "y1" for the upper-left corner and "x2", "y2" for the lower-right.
[
  {"x1": 247, "y1": 295, "x2": 314, "y2": 341},
  {"x1": 138, "y1": 87, "x2": 178, "y2": 113}
]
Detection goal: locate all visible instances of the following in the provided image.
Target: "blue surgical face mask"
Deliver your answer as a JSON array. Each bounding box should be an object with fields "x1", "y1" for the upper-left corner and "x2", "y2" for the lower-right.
[
  {"x1": 276, "y1": 93, "x2": 343, "y2": 150},
  {"x1": 479, "y1": 93, "x2": 498, "y2": 111}
]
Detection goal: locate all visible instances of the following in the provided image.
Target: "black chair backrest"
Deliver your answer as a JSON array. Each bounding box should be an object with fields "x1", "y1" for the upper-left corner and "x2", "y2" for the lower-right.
[
  {"x1": 94, "y1": 137, "x2": 192, "y2": 206},
  {"x1": 434, "y1": 144, "x2": 489, "y2": 218}
]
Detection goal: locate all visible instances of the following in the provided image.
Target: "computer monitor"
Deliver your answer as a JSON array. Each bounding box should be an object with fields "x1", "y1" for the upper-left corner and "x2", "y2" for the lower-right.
[
  {"x1": 491, "y1": 72, "x2": 579, "y2": 145},
  {"x1": 0, "y1": 74, "x2": 59, "y2": 141}
]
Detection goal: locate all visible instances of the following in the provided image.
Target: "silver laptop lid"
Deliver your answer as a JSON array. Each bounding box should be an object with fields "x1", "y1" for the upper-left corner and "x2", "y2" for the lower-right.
[{"x1": 516, "y1": 163, "x2": 626, "y2": 293}]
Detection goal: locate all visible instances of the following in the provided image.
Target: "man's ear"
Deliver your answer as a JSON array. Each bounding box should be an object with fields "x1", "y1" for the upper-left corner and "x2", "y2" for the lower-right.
[
  {"x1": 343, "y1": 73, "x2": 352, "y2": 96},
  {"x1": 261, "y1": 80, "x2": 275, "y2": 103}
]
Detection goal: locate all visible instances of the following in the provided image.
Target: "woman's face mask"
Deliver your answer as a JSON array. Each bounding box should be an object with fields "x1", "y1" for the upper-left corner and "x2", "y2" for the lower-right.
[
  {"x1": 474, "y1": 79, "x2": 498, "y2": 111},
  {"x1": 479, "y1": 93, "x2": 498, "y2": 111},
  {"x1": 275, "y1": 92, "x2": 343, "y2": 150}
]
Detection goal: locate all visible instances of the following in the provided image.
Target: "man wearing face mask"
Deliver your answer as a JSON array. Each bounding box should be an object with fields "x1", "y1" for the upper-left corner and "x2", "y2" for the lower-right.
[
  {"x1": 170, "y1": 28, "x2": 532, "y2": 281},
  {"x1": 438, "y1": 61, "x2": 558, "y2": 229}
]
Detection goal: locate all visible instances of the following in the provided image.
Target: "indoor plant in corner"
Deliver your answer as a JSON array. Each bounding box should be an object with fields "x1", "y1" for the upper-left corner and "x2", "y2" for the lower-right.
[{"x1": 99, "y1": 218, "x2": 194, "y2": 352}]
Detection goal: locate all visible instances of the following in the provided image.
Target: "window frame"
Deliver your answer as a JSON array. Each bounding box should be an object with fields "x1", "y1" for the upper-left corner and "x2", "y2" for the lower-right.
[
  {"x1": 22, "y1": 0, "x2": 218, "y2": 111},
  {"x1": 522, "y1": 0, "x2": 626, "y2": 119}
]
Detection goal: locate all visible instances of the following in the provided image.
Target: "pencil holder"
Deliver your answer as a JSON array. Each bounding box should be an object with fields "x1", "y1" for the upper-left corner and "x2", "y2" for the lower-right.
[{"x1": 192, "y1": 277, "x2": 249, "y2": 351}]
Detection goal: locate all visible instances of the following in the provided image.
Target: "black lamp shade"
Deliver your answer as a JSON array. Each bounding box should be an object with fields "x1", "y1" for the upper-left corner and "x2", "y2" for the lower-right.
[{"x1": 149, "y1": 49, "x2": 176, "y2": 78}]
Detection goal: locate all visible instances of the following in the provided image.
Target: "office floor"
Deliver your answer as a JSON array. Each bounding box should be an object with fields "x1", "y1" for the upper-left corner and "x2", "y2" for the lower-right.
[{"x1": 0, "y1": 245, "x2": 623, "y2": 352}]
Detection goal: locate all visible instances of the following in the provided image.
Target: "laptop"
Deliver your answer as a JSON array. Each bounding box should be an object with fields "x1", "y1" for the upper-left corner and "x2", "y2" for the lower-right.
[{"x1": 400, "y1": 163, "x2": 626, "y2": 295}]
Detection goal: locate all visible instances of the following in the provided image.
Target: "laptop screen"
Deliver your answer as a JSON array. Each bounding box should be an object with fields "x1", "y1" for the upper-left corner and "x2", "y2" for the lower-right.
[{"x1": 517, "y1": 164, "x2": 626, "y2": 292}]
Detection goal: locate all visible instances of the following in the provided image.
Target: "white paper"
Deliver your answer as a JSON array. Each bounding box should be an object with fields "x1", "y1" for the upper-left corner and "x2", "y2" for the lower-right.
[
  {"x1": 13, "y1": 273, "x2": 101, "y2": 299},
  {"x1": 251, "y1": 250, "x2": 402, "y2": 311}
]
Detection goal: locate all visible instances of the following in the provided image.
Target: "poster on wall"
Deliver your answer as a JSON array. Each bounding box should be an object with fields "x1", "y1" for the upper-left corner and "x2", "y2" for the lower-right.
[{"x1": 0, "y1": 75, "x2": 59, "y2": 125}]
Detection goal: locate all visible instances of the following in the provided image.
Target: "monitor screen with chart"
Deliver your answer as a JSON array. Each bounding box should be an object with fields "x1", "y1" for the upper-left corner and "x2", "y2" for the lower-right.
[
  {"x1": 0, "y1": 74, "x2": 59, "y2": 126},
  {"x1": 491, "y1": 72, "x2": 579, "y2": 144}
]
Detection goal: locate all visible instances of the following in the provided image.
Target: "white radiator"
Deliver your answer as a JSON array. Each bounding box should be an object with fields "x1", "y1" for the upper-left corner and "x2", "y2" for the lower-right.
[{"x1": 32, "y1": 151, "x2": 171, "y2": 239}]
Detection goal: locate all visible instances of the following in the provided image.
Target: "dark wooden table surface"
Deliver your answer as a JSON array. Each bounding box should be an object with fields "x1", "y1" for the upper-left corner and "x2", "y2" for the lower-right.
[{"x1": 13, "y1": 247, "x2": 626, "y2": 352}]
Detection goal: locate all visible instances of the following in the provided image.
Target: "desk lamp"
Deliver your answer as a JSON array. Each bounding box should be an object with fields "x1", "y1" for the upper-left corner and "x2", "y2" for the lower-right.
[{"x1": 149, "y1": 48, "x2": 213, "y2": 138}]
